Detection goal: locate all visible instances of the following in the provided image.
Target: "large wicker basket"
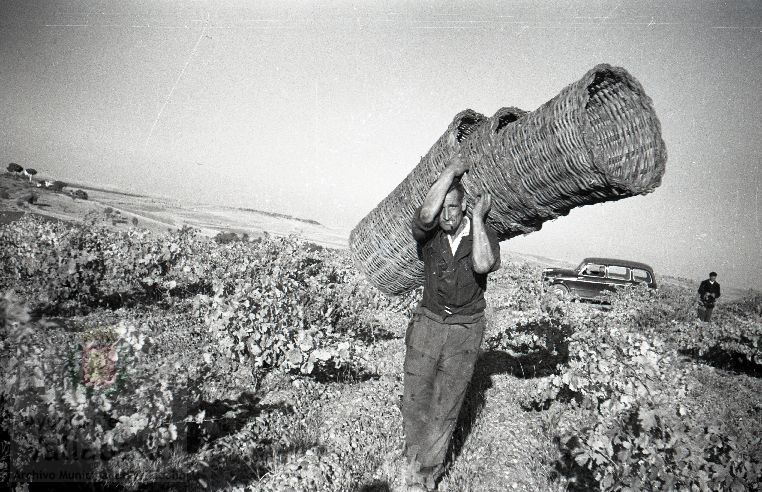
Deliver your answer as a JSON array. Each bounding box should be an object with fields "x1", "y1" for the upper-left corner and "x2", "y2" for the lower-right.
[{"x1": 349, "y1": 64, "x2": 667, "y2": 295}]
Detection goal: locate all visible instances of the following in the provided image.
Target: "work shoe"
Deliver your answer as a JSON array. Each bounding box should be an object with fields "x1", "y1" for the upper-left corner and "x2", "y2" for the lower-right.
[
  {"x1": 404, "y1": 462, "x2": 442, "y2": 491},
  {"x1": 421, "y1": 464, "x2": 443, "y2": 490},
  {"x1": 404, "y1": 459, "x2": 429, "y2": 491},
  {"x1": 405, "y1": 484, "x2": 429, "y2": 492}
]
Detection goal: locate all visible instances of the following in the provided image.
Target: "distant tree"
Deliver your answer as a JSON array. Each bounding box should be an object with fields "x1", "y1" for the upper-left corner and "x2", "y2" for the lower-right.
[
  {"x1": 132, "y1": 217, "x2": 139, "y2": 226},
  {"x1": 74, "y1": 189, "x2": 88, "y2": 200},
  {"x1": 23, "y1": 168, "x2": 37, "y2": 182},
  {"x1": 104, "y1": 207, "x2": 113, "y2": 215},
  {"x1": 214, "y1": 231, "x2": 239, "y2": 244},
  {"x1": 7, "y1": 163, "x2": 23, "y2": 173},
  {"x1": 51, "y1": 180, "x2": 68, "y2": 191}
]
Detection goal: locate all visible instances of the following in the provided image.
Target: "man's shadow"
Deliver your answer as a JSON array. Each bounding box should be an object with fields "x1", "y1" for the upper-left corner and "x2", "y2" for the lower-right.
[{"x1": 447, "y1": 322, "x2": 572, "y2": 466}]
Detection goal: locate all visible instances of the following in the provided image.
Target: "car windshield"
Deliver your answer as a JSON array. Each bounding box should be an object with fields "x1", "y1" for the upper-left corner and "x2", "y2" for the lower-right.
[{"x1": 577, "y1": 261, "x2": 604, "y2": 274}]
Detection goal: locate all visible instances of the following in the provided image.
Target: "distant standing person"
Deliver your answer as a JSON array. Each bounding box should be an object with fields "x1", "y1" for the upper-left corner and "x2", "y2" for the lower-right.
[{"x1": 698, "y1": 272, "x2": 721, "y2": 322}]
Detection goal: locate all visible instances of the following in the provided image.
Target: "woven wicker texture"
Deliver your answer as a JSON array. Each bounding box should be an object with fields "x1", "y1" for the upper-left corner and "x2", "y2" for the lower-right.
[{"x1": 349, "y1": 64, "x2": 667, "y2": 295}]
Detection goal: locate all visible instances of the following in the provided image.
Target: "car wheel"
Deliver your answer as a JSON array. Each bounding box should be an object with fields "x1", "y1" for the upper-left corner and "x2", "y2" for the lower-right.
[{"x1": 551, "y1": 284, "x2": 570, "y2": 300}]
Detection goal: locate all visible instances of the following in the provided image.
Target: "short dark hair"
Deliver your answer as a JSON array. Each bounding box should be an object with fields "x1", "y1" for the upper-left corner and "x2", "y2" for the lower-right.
[
  {"x1": 446, "y1": 180, "x2": 466, "y2": 203},
  {"x1": 709, "y1": 272, "x2": 717, "y2": 277}
]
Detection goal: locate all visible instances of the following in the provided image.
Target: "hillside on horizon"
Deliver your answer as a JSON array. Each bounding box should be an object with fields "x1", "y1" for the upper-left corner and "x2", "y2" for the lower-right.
[
  {"x1": 1, "y1": 171, "x2": 757, "y2": 300},
  {"x1": 0, "y1": 173, "x2": 346, "y2": 249}
]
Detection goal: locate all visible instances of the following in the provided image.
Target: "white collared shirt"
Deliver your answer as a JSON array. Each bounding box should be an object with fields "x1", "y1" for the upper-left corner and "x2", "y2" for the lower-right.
[{"x1": 447, "y1": 216, "x2": 471, "y2": 255}]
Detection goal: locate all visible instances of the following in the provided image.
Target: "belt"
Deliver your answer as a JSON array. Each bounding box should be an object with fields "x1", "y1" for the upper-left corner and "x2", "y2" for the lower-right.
[{"x1": 415, "y1": 305, "x2": 484, "y2": 325}]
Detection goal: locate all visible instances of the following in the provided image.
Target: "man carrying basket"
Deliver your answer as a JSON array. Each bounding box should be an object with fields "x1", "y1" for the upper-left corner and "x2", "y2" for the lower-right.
[{"x1": 402, "y1": 155, "x2": 501, "y2": 491}]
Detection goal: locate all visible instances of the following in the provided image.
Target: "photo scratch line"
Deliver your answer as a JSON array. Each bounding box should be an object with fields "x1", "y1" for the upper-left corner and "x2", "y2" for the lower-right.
[{"x1": 143, "y1": 18, "x2": 208, "y2": 151}]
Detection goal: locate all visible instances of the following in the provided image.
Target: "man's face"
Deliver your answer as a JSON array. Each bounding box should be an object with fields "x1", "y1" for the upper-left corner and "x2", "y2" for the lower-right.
[
  {"x1": 438, "y1": 189, "x2": 466, "y2": 233},
  {"x1": 710, "y1": 275, "x2": 717, "y2": 282}
]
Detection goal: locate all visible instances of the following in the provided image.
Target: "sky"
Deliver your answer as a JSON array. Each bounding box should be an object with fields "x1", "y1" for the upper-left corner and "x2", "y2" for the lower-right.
[{"x1": 1, "y1": 0, "x2": 761, "y2": 290}]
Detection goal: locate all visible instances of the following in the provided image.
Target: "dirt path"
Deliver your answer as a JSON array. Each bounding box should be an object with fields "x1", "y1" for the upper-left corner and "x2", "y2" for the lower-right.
[{"x1": 300, "y1": 307, "x2": 570, "y2": 491}]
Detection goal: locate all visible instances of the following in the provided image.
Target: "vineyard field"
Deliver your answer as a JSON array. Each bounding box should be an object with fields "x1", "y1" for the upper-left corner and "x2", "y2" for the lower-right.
[{"x1": 1, "y1": 214, "x2": 761, "y2": 491}]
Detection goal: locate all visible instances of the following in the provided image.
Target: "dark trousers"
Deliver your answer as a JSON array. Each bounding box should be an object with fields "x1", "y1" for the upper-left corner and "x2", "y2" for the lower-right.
[
  {"x1": 699, "y1": 305, "x2": 714, "y2": 322},
  {"x1": 402, "y1": 310, "x2": 485, "y2": 483}
]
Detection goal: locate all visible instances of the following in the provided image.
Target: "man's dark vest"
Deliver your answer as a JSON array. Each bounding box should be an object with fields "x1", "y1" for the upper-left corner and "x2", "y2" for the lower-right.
[{"x1": 416, "y1": 227, "x2": 489, "y2": 321}]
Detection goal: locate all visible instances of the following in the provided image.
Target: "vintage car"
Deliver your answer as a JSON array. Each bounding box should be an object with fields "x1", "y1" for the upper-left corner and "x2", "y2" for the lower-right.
[{"x1": 541, "y1": 257, "x2": 657, "y2": 301}]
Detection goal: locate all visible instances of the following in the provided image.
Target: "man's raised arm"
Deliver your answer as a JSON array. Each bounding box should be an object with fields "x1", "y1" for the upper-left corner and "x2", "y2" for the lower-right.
[
  {"x1": 417, "y1": 155, "x2": 470, "y2": 227},
  {"x1": 472, "y1": 193, "x2": 500, "y2": 274}
]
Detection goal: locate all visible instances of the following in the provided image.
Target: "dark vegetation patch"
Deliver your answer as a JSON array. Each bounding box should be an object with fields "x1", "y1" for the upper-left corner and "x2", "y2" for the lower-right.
[
  {"x1": 307, "y1": 363, "x2": 379, "y2": 385},
  {"x1": 336, "y1": 316, "x2": 399, "y2": 344},
  {"x1": 550, "y1": 434, "x2": 600, "y2": 491},
  {"x1": 0, "y1": 210, "x2": 75, "y2": 227},
  {"x1": 484, "y1": 318, "x2": 572, "y2": 378},
  {"x1": 680, "y1": 346, "x2": 762, "y2": 378},
  {"x1": 186, "y1": 392, "x2": 292, "y2": 453},
  {"x1": 237, "y1": 206, "x2": 322, "y2": 226}
]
